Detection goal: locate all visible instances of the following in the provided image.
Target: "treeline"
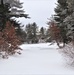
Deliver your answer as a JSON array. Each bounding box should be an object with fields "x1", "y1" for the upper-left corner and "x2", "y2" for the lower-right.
[{"x1": 19, "y1": 22, "x2": 51, "y2": 44}]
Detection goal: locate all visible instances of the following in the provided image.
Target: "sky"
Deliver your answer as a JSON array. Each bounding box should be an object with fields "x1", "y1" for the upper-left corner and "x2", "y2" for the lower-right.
[{"x1": 18, "y1": 0, "x2": 57, "y2": 28}]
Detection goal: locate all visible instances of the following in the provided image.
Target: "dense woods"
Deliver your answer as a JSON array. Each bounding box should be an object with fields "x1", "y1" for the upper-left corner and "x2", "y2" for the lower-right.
[{"x1": 0, "y1": 0, "x2": 74, "y2": 61}]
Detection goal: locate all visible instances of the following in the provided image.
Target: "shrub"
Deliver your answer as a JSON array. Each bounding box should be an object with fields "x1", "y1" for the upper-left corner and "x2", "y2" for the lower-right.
[
  {"x1": 0, "y1": 21, "x2": 22, "y2": 58},
  {"x1": 59, "y1": 42, "x2": 74, "y2": 66}
]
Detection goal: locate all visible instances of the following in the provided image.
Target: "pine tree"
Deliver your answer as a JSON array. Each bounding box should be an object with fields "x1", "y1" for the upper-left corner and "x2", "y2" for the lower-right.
[
  {"x1": 54, "y1": 0, "x2": 68, "y2": 44},
  {"x1": 25, "y1": 22, "x2": 38, "y2": 43},
  {"x1": 16, "y1": 28, "x2": 27, "y2": 44},
  {"x1": 0, "y1": 0, "x2": 29, "y2": 18},
  {"x1": 40, "y1": 27, "x2": 45, "y2": 39},
  {"x1": 64, "y1": 0, "x2": 74, "y2": 42},
  {"x1": 54, "y1": 0, "x2": 68, "y2": 23},
  {"x1": 32, "y1": 22, "x2": 38, "y2": 39},
  {"x1": 0, "y1": 0, "x2": 29, "y2": 30},
  {"x1": 40, "y1": 27, "x2": 44, "y2": 36}
]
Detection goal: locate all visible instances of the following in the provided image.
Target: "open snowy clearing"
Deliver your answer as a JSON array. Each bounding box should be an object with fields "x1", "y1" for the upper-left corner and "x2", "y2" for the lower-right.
[{"x1": 0, "y1": 43, "x2": 74, "y2": 75}]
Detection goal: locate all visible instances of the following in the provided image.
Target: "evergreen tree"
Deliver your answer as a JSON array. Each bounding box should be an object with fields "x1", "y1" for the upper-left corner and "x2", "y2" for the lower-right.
[
  {"x1": 40, "y1": 27, "x2": 45, "y2": 39},
  {"x1": 0, "y1": 0, "x2": 29, "y2": 18},
  {"x1": 54, "y1": 0, "x2": 68, "y2": 24},
  {"x1": 0, "y1": 0, "x2": 10, "y2": 30},
  {"x1": 25, "y1": 23, "x2": 33, "y2": 40},
  {"x1": 16, "y1": 27, "x2": 27, "y2": 44},
  {"x1": 25, "y1": 22, "x2": 38, "y2": 43},
  {"x1": 54, "y1": 0, "x2": 68, "y2": 43},
  {"x1": 31, "y1": 22, "x2": 38, "y2": 38},
  {"x1": 40, "y1": 27, "x2": 45, "y2": 36},
  {"x1": 0, "y1": 0, "x2": 29, "y2": 30},
  {"x1": 64, "y1": 0, "x2": 74, "y2": 41}
]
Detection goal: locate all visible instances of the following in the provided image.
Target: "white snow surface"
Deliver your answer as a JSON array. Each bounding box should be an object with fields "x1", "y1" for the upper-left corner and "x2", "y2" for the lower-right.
[{"x1": 0, "y1": 43, "x2": 74, "y2": 75}]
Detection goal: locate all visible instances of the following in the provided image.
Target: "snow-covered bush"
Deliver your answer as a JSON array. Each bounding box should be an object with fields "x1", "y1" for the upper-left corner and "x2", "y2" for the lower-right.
[
  {"x1": 59, "y1": 42, "x2": 74, "y2": 66},
  {"x1": 0, "y1": 21, "x2": 22, "y2": 58}
]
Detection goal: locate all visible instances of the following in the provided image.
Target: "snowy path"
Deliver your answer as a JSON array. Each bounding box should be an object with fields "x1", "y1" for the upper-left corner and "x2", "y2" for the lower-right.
[{"x1": 0, "y1": 43, "x2": 74, "y2": 75}]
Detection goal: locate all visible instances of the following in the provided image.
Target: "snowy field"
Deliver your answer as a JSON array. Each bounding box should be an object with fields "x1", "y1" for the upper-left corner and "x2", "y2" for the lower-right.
[{"x1": 0, "y1": 43, "x2": 74, "y2": 75}]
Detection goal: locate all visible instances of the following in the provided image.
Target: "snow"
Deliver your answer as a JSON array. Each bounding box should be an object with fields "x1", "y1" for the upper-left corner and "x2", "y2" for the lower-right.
[{"x1": 0, "y1": 43, "x2": 74, "y2": 74}]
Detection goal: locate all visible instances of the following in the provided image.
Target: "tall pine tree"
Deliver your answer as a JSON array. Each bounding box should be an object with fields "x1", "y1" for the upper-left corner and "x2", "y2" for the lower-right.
[
  {"x1": 54, "y1": 0, "x2": 68, "y2": 43},
  {"x1": 64, "y1": 0, "x2": 74, "y2": 41},
  {"x1": 0, "y1": 0, "x2": 29, "y2": 18}
]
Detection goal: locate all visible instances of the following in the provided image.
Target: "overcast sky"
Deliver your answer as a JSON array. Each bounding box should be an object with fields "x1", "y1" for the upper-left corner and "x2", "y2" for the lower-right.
[{"x1": 18, "y1": 0, "x2": 57, "y2": 28}]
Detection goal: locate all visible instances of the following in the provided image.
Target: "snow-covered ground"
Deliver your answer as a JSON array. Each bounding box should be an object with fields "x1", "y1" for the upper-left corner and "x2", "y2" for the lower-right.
[{"x1": 0, "y1": 43, "x2": 74, "y2": 75}]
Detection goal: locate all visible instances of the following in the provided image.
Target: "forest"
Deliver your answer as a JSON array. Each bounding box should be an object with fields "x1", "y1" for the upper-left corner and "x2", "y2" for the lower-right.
[{"x1": 0, "y1": 0, "x2": 74, "y2": 67}]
